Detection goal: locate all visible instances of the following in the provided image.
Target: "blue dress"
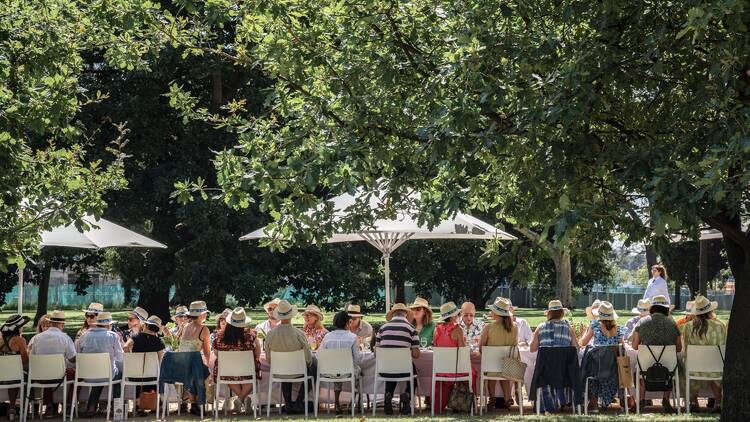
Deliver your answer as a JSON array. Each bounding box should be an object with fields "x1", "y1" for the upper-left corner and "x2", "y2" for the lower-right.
[
  {"x1": 587, "y1": 321, "x2": 624, "y2": 408},
  {"x1": 537, "y1": 320, "x2": 574, "y2": 412}
]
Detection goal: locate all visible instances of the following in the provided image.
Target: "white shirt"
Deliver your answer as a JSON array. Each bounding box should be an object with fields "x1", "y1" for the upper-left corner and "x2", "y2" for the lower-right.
[
  {"x1": 79, "y1": 327, "x2": 124, "y2": 374},
  {"x1": 515, "y1": 318, "x2": 533, "y2": 344},
  {"x1": 643, "y1": 276, "x2": 670, "y2": 303},
  {"x1": 255, "y1": 319, "x2": 279, "y2": 336},
  {"x1": 29, "y1": 327, "x2": 76, "y2": 367},
  {"x1": 319, "y1": 329, "x2": 362, "y2": 371}
]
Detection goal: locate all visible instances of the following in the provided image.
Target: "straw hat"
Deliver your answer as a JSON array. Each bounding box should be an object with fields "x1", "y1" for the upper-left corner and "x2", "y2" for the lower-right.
[
  {"x1": 95, "y1": 312, "x2": 114, "y2": 326},
  {"x1": 172, "y1": 305, "x2": 188, "y2": 321},
  {"x1": 686, "y1": 295, "x2": 718, "y2": 316},
  {"x1": 488, "y1": 297, "x2": 513, "y2": 317},
  {"x1": 409, "y1": 297, "x2": 433, "y2": 320},
  {"x1": 593, "y1": 301, "x2": 618, "y2": 321},
  {"x1": 650, "y1": 295, "x2": 674, "y2": 310},
  {"x1": 1, "y1": 315, "x2": 30, "y2": 333},
  {"x1": 131, "y1": 306, "x2": 149, "y2": 321},
  {"x1": 272, "y1": 300, "x2": 299, "y2": 320},
  {"x1": 144, "y1": 316, "x2": 162, "y2": 329},
  {"x1": 631, "y1": 299, "x2": 651, "y2": 315},
  {"x1": 682, "y1": 300, "x2": 696, "y2": 314},
  {"x1": 438, "y1": 302, "x2": 461, "y2": 320},
  {"x1": 263, "y1": 298, "x2": 282, "y2": 313},
  {"x1": 346, "y1": 304, "x2": 364, "y2": 317},
  {"x1": 545, "y1": 300, "x2": 569, "y2": 315},
  {"x1": 84, "y1": 302, "x2": 104, "y2": 314},
  {"x1": 386, "y1": 303, "x2": 414, "y2": 321},
  {"x1": 585, "y1": 299, "x2": 602, "y2": 319},
  {"x1": 226, "y1": 307, "x2": 252, "y2": 328},
  {"x1": 49, "y1": 310, "x2": 66, "y2": 323},
  {"x1": 188, "y1": 301, "x2": 210, "y2": 317},
  {"x1": 303, "y1": 304, "x2": 324, "y2": 321}
]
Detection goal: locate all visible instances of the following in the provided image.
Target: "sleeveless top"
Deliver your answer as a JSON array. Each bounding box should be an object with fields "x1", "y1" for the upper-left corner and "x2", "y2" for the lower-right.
[
  {"x1": 0, "y1": 336, "x2": 19, "y2": 355},
  {"x1": 486, "y1": 321, "x2": 518, "y2": 346},
  {"x1": 433, "y1": 322, "x2": 461, "y2": 347},
  {"x1": 538, "y1": 319, "x2": 572, "y2": 347},
  {"x1": 179, "y1": 325, "x2": 207, "y2": 352}
]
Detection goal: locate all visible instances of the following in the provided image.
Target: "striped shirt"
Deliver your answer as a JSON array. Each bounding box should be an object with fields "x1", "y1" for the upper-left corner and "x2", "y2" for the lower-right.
[
  {"x1": 375, "y1": 316, "x2": 419, "y2": 349},
  {"x1": 538, "y1": 319, "x2": 573, "y2": 347}
]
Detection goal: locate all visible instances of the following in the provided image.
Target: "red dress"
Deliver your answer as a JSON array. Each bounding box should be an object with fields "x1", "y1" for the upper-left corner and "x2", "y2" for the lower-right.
[
  {"x1": 432, "y1": 322, "x2": 477, "y2": 414},
  {"x1": 212, "y1": 329, "x2": 261, "y2": 382}
]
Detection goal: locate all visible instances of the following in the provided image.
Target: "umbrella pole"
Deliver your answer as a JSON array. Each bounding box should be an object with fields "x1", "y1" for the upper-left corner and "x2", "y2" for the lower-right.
[
  {"x1": 17, "y1": 265, "x2": 23, "y2": 314},
  {"x1": 384, "y1": 252, "x2": 391, "y2": 312}
]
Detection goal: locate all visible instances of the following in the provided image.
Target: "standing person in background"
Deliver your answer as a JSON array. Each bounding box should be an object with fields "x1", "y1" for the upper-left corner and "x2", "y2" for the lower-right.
[
  {"x1": 480, "y1": 298, "x2": 518, "y2": 410},
  {"x1": 302, "y1": 305, "x2": 328, "y2": 350},
  {"x1": 623, "y1": 299, "x2": 650, "y2": 340},
  {"x1": 0, "y1": 315, "x2": 30, "y2": 420},
  {"x1": 78, "y1": 312, "x2": 124, "y2": 417},
  {"x1": 459, "y1": 302, "x2": 485, "y2": 349},
  {"x1": 255, "y1": 298, "x2": 281, "y2": 336},
  {"x1": 409, "y1": 297, "x2": 436, "y2": 347},
  {"x1": 644, "y1": 264, "x2": 670, "y2": 303},
  {"x1": 346, "y1": 304, "x2": 373, "y2": 348}
]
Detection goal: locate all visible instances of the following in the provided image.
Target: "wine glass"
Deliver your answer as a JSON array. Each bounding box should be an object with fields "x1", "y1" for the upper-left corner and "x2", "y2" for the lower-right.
[{"x1": 420, "y1": 338, "x2": 428, "y2": 349}]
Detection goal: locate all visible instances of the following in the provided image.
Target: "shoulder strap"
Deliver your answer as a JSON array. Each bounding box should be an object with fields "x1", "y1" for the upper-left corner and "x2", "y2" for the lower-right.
[{"x1": 717, "y1": 345, "x2": 725, "y2": 365}]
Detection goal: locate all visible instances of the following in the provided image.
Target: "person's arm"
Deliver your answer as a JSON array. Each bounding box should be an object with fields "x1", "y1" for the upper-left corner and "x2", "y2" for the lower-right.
[
  {"x1": 579, "y1": 326, "x2": 594, "y2": 347},
  {"x1": 529, "y1": 327, "x2": 541, "y2": 352},
  {"x1": 114, "y1": 335, "x2": 124, "y2": 366},
  {"x1": 123, "y1": 338, "x2": 134, "y2": 353},
  {"x1": 479, "y1": 325, "x2": 489, "y2": 348},
  {"x1": 451, "y1": 325, "x2": 467, "y2": 347},
  {"x1": 200, "y1": 326, "x2": 211, "y2": 362},
  {"x1": 569, "y1": 324, "x2": 580, "y2": 348},
  {"x1": 13, "y1": 337, "x2": 29, "y2": 365},
  {"x1": 631, "y1": 332, "x2": 641, "y2": 350},
  {"x1": 675, "y1": 331, "x2": 683, "y2": 353},
  {"x1": 351, "y1": 338, "x2": 363, "y2": 363}
]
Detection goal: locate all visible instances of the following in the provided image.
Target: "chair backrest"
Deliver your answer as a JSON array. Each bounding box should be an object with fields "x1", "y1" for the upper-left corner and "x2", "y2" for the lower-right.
[
  {"x1": 375, "y1": 347, "x2": 413, "y2": 374},
  {"x1": 123, "y1": 352, "x2": 160, "y2": 379},
  {"x1": 76, "y1": 352, "x2": 113, "y2": 379},
  {"x1": 217, "y1": 350, "x2": 256, "y2": 378},
  {"x1": 0, "y1": 355, "x2": 24, "y2": 382},
  {"x1": 269, "y1": 350, "x2": 307, "y2": 376},
  {"x1": 480, "y1": 346, "x2": 514, "y2": 374},
  {"x1": 637, "y1": 345, "x2": 678, "y2": 372},
  {"x1": 432, "y1": 347, "x2": 472, "y2": 374},
  {"x1": 686, "y1": 345, "x2": 725, "y2": 374},
  {"x1": 29, "y1": 354, "x2": 66, "y2": 382},
  {"x1": 317, "y1": 348, "x2": 354, "y2": 376}
]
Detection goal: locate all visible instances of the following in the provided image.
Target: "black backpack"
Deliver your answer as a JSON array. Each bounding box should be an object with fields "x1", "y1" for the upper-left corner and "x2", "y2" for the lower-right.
[{"x1": 640, "y1": 346, "x2": 675, "y2": 391}]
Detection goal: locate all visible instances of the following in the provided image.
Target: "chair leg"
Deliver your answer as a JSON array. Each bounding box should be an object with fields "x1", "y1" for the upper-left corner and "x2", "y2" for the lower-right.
[
  {"x1": 65, "y1": 383, "x2": 72, "y2": 422},
  {"x1": 410, "y1": 379, "x2": 414, "y2": 416},
  {"x1": 676, "y1": 366, "x2": 682, "y2": 415},
  {"x1": 314, "y1": 379, "x2": 320, "y2": 418},
  {"x1": 518, "y1": 382, "x2": 524, "y2": 416},
  {"x1": 106, "y1": 383, "x2": 112, "y2": 421},
  {"x1": 266, "y1": 380, "x2": 272, "y2": 418},
  {"x1": 479, "y1": 377, "x2": 484, "y2": 416},
  {"x1": 584, "y1": 378, "x2": 589, "y2": 415},
  {"x1": 304, "y1": 379, "x2": 308, "y2": 419},
  {"x1": 372, "y1": 378, "x2": 377, "y2": 417},
  {"x1": 536, "y1": 387, "x2": 541, "y2": 415},
  {"x1": 686, "y1": 374, "x2": 691, "y2": 414},
  {"x1": 351, "y1": 379, "x2": 356, "y2": 417},
  {"x1": 431, "y1": 379, "x2": 436, "y2": 416}
]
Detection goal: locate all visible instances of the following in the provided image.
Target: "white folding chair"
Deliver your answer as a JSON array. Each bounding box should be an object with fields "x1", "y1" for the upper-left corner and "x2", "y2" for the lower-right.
[
  {"x1": 70, "y1": 353, "x2": 121, "y2": 421},
  {"x1": 122, "y1": 352, "x2": 160, "y2": 419},
  {"x1": 0, "y1": 355, "x2": 25, "y2": 421},
  {"x1": 214, "y1": 350, "x2": 258, "y2": 419},
  {"x1": 266, "y1": 350, "x2": 312, "y2": 418},
  {"x1": 478, "y1": 346, "x2": 523, "y2": 416},
  {"x1": 635, "y1": 345, "x2": 681, "y2": 415},
  {"x1": 431, "y1": 347, "x2": 473, "y2": 416},
  {"x1": 24, "y1": 354, "x2": 72, "y2": 422},
  {"x1": 583, "y1": 345, "x2": 629, "y2": 415},
  {"x1": 685, "y1": 345, "x2": 725, "y2": 414},
  {"x1": 372, "y1": 347, "x2": 417, "y2": 416},
  {"x1": 315, "y1": 348, "x2": 362, "y2": 417}
]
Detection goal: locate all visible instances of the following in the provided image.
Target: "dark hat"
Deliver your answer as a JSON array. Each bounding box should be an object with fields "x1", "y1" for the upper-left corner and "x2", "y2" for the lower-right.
[{"x1": 1, "y1": 315, "x2": 30, "y2": 333}]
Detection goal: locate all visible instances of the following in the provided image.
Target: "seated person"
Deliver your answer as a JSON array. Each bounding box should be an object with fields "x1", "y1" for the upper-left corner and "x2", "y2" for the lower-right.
[
  {"x1": 318, "y1": 311, "x2": 362, "y2": 414},
  {"x1": 302, "y1": 305, "x2": 328, "y2": 350},
  {"x1": 78, "y1": 312, "x2": 124, "y2": 417}
]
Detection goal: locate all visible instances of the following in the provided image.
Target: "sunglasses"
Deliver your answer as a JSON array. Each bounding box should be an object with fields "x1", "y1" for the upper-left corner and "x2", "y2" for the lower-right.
[{"x1": 85, "y1": 314, "x2": 97, "y2": 319}]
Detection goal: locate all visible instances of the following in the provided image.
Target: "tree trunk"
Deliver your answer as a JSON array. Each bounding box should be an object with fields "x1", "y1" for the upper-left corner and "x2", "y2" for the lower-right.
[
  {"x1": 138, "y1": 283, "x2": 172, "y2": 323},
  {"x1": 673, "y1": 278, "x2": 682, "y2": 310},
  {"x1": 699, "y1": 239, "x2": 709, "y2": 296},
  {"x1": 33, "y1": 264, "x2": 52, "y2": 326},
  {"x1": 645, "y1": 244, "x2": 657, "y2": 269},
  {"x1": 394, "y1": 278, "x2": 406, "y2": 304},
  {"x1": 717, "y1": 220, "x2": 750, "y2": 421},
  {"x1": 553, "y1": 249, "x2": 573, "y2": 307}
]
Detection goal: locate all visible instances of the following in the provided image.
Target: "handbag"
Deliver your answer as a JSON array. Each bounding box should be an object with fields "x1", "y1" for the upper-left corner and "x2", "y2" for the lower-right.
[
  {"x1": 138, "y1": 391, "x2": 158, "y2": 411},
  {"x1": 501, "y1": 346, "x2": 527, "y2": 382},
  {"x1": 616, "y1": 346, "x2": 633, "y2": 389},
  {"x1": 446, "y1": 347, "x2": 473, "y2": 412}
]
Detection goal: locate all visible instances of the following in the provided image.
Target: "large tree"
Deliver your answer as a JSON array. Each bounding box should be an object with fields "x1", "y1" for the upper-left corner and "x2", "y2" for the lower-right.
[{"x1": 152, "y1": 1, "x2": 750, "y2": 418}]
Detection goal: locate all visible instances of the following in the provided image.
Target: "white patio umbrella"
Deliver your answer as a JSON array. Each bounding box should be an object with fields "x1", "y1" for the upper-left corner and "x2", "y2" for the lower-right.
[
  {"x1": 16, "y1": 215, "x2": 167, "y2": 313},
  {"x1": 241, "y1": 189, "x2": 516, "y2": 311}
]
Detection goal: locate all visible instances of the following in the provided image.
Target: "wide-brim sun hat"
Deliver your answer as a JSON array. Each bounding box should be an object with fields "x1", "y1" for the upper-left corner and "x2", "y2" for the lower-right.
[
  {"x1": 272, "y1": 300, "x2": 299, "y2": 320},
  {"x1": 438, "y1": 302, "x2": 460, "y2": 320},
  {"x1": 303, "y1": 304, "x2": 324, "y2": 321},
  {"x1": 263, "y1": 298, "x2": 282, "y2": 313},
  {"x1": 346, "y1": 304, "x2": 364, "y2": 317},
  {"x1": 188, "y1": 301, "x2": 210, "y2": 317},
  {"x1": 545, "y1": 300, "x2": 569, "y2": 315},
  {"x1": 409, "y1": 297, "x2": 433, "y2": 320},
  {"x1": 386, "y1": 303, "x2": 414, "y2": 321},
  {"x1": 131, "y1": 306, "x2": 149, "y2": 321},
  {"x1": 95, "y1": 312, "x2": 114, "y2": 326},
  {"x1": 1, "y1": 314, "x2": 30, "y2": 333},
  {"x1": 172, "y1": 305, "x2": 188, "y2": 321},
  {"x1": 650, "y1": 295, "x2": 675, "y2": 311},
  {"x1": 49, "y1": 310, "x2": 66, "y2": 323},
  {"x1": 489, "y1": 297, "x2": 513, "y2": 317},
  {"x1": 585, "y1": 299, "x2": 602, "y2": 319},
  {"x1": 686, "y1": 295, "x2": 719, "y2": 316},
  {"x1": 144, "y1": 316, "x2": 162, "y2": 329},
  {"x1": 227, "y1": 307, "x2": 253, "y2": 328},
  {"x1": 593, "y1": 301, "x2": 618, "y2": 321},
  {"x1": 631, "y1": 299, "x2": 651, "y2": 315},
  {"x1": 83, "y1": 302, "x2": 104, "y2": 314}
]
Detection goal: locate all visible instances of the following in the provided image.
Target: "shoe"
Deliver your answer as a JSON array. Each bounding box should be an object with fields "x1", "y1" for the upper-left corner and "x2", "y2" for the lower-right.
[
  {"x1": 189, "y1": 404, "x2": 202, "y2": 416},
  {"x1": 487, "y1": 396, "x2": 496, "y2": 409},
  {"x1": 661, "y1": 398, "x2": 676, "y2": 414},
  {"x1": 384, "y1": 393, "x2": 394, "y2": 415},
  {"x1": 399, "y1": 393, "x2": 411, "y2": 414},
  {"x1": 179, "y1": 402, "x2": 188, "y2": 414},
  {"x1": 136, "y1": 410, "x2": 148, "y2": 417},
  {"x1": 503, "y1": 398, "x2": 514, "y2": 410},
  {"x1": 708, "y1": 398, "x2": 716, "y2": 409}
]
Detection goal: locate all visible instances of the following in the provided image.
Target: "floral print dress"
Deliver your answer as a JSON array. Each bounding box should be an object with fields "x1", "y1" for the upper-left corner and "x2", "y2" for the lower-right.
[
  {"x1": 303, "y1": 326, "x2": 328, "y2": 351},
  {"x1": 212, "y1": 329, "x2": 261, "y2": 382},
  {"x1": 587, "y1": 320, "x2": 624, "y2": 408}
]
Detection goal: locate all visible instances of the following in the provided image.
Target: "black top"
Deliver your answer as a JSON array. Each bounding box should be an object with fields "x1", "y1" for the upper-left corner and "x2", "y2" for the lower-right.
[{"x1": 131, "y1": 332, "x2": 165, "y2": 353}]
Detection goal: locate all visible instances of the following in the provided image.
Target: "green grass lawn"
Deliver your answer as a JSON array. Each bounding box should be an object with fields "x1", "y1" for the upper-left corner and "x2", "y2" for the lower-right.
[
  {"x1": 1, "y1": 307, "x2": 731, "y2": 338},
  {"x1": 154, "y1": 415, "x2": 718, "y2": 421}
]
